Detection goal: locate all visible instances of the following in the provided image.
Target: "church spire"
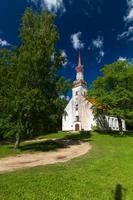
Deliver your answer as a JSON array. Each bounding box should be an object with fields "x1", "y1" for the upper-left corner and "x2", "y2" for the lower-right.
[
  {"x1": 78, "y1": 50, "x2": 82, "y2": 67},
  {"x1": 76, "y1": 51, "x2": 83, "y2": 80},
  {"x1": 73, "y1": 51, "x2": 87, "y2": 88}
]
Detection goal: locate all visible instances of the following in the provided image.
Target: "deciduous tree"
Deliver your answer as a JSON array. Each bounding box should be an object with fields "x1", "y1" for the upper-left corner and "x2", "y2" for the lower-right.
[
  {"x1": 0, "y1": 9, "x2": 71, "y2": 148},
  {"x1": 88, "y1": 61, "x2": 133, "y2": 132}
]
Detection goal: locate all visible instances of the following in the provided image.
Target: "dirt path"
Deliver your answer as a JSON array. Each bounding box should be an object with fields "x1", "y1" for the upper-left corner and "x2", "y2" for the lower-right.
[{"x1": 0, "y1": 142, "x2": 91, "y2": 173}]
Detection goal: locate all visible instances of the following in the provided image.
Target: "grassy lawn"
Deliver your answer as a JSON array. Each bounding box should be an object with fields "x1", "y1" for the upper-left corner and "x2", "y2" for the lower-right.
[{"x1": 0, "y1": 132, "x2": 133, "y2": 199}]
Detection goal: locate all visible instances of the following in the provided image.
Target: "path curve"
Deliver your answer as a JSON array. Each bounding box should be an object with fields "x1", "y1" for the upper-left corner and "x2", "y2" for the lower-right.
[{"x1": 0, "y1": 142, "x2": 91, "y2": 173}]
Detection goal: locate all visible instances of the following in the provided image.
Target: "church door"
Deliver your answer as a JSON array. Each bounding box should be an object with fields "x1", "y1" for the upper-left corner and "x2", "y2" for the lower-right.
[{"x1": 75, "y1": 124, "x2": 80, "y2": 131}]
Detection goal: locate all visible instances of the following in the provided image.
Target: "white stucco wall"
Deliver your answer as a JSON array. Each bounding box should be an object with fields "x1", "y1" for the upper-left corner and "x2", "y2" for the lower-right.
[
  {"x1": 62, "y1": 85, "x2": 96, "y2": 131},
  {"x1": 62, "y1": 99, "x2": 74, "y2": 131},
  {"x1": 105, "y1": 116, "x2": 126, "y2": 131},
  {"x1": 80, "y1": 98, "x2": 96, "y2": 130}
]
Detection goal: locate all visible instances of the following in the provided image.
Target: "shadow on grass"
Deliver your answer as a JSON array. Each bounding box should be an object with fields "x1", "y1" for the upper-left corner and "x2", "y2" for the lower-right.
[
  {"x1": 20, "y1": 140, "x2": 65, "y2": 152},
  {"x1": 19, "y1": 132, "x2": 91, "y2": 153},
  {"x1": 112, "y1": 184, "x2": 127, "y2": 200}
]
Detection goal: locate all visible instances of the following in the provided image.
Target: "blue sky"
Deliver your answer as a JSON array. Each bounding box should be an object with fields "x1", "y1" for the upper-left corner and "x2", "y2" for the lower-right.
[{"x1": 0, "y1": 0, "x2": 133, "y2": 85}]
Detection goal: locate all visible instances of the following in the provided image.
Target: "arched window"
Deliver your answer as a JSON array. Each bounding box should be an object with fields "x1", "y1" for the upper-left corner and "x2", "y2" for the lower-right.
[
  {"x1": 64, "y1": 111, "x2": 68, "y2": 121},
  {"x1": 75, "y1": 104, "x2": 78, "y2": 111}
]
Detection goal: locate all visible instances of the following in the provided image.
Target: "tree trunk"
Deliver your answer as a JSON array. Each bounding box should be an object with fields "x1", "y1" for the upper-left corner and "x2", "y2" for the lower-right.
[
  {"x1": 15, "y1": 111, "x2": 23, "y2": 149},
  {"x1": 117, "y1": 116, "x2": 123, "y2": 135},
  {"x1": 15, "y1": 134, "x2": 21, "y2": 149}
]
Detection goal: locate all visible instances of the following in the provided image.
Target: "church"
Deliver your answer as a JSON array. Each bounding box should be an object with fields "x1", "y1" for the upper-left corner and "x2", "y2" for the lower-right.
[{"x1": 62, "y1": 53, "x2": 126, "y2": 132}]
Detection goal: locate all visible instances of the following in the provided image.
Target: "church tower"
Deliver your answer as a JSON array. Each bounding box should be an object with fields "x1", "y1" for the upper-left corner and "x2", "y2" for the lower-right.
[
  {"x1": 62, "y1": 51, "x2": 96, "y2": 131},
  {"x1": 72, "y1": 51, "x2": 87, "y2": 98},
  {"x1": 72, "y1": 52, "x2": 88, "y2": 131}
]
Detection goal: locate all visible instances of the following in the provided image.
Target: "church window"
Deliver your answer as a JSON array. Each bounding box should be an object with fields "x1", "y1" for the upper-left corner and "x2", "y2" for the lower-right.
[
  {"x1": 76, "y1": 104, "x2": 78, "y2": 111},
  {"x1": 75, "y1": 91, "x2": 78, "y2": 96},
  {"x1": 76, "y1": 116, "x2": 79, "y2": 122},
  {"x1": 64, "y1": 111, "x2": 68, "y2": 121}
]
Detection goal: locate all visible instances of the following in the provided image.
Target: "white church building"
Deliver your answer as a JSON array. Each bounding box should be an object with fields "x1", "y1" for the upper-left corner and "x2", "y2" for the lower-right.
[{"x1": 62, "y1": 53, "x2": 126, "y2": 132}]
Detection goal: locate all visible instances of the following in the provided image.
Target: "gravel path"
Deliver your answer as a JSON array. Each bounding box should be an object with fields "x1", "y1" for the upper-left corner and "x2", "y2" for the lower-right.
[{"x1": 0, "y1": 141, "x2": 91, "y2": 173}]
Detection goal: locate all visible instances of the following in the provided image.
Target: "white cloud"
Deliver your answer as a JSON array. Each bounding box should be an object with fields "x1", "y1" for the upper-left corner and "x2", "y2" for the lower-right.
[
  {"x1": 127, "y1": 0, "x2": 133, "y2": 7},
  {"x1": 92, "y1": 36, "x2": 104, "y2": 48},
  {"x1": 61, "y1": 50, "x2": 67, "y2": 58},
  {"x1": 118, "y1": 56, "x2": 133, "y2": 63},
  {"x1": 71, "y1": 32, "x2": 84, "y2": 50},
  {"x1": 30, "y1": 0, "x2": 65, "y2": 13},
  {"x1": 124, "y1": 0, "x2": 133, "y2": 22},
  {"x1": 0, "y1": 38, "x2": 10, "y2": 47},
  {"x1": 97, "y1": 51, "x2": 105, "y2": 64},
  {"x1": 125, "y1": 9, "x2": 133, "y2": 21},
  {"x1": 91, "y1": 35, "x2": 105, "y2": 63},
  {"x1": 60, "y1": 95, "x2": 70, "y2": 101},
  {"x1": 61, "y1": 50, "x2": 68, "y2": 66},
  {"x1": 118, "y1": 56, "x2": 127, "y2": 61},
  {"x1": 117, "y1": 26, "x2": 133, "y2": 40},
  {"x1": 118, "y1": 1, "x2": 133, "y2": 41},
  {"x1": 99, "y1": 50, "x2": 104, "y2": 57}
]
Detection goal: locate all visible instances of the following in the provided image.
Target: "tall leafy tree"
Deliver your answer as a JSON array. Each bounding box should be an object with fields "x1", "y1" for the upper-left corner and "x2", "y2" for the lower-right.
[
  {"x1": 0, "y1": 9, "x2": 71, "y2": 148},
  {"x1": 88, "y1": 61, "x2": 133, "y2": 132},
  {"x1": 0, "y1": 48, "x2": 18, "y2": 139}
]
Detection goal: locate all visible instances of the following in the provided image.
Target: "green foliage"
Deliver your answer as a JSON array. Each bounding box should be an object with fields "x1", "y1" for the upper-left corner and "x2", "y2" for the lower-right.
[
  {"x1": 88, "y1": 61, "x2": 133, "y2": 130},
  {"x1": 91, "y1": 125, "x2": 100, "y2": 132},
  {"x1": 0, "y1": 8, "x2": 71, "y2": 147}
]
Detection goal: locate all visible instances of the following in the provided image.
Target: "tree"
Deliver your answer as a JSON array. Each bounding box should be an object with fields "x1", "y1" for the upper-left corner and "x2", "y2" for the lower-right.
[
  {"x1": 0, "y1": 9, "x2": 71, "y2": 148},
  {"x1": 88, "y1": 61, "x2": 133, "y2": 132},
  {"x1": 0, "y1": 48, "x2": 18, "y2": 140}
]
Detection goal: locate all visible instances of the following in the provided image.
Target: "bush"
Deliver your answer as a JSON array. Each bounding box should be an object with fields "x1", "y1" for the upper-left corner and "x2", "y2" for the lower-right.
[{"x1": 80, "y1": 129, "x2": 91, "y2": 138}]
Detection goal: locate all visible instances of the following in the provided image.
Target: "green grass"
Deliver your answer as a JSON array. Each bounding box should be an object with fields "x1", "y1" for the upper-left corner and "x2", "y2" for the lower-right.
[{"x1": 0, "y1": 132, "x2": 133, "y2": 199}]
